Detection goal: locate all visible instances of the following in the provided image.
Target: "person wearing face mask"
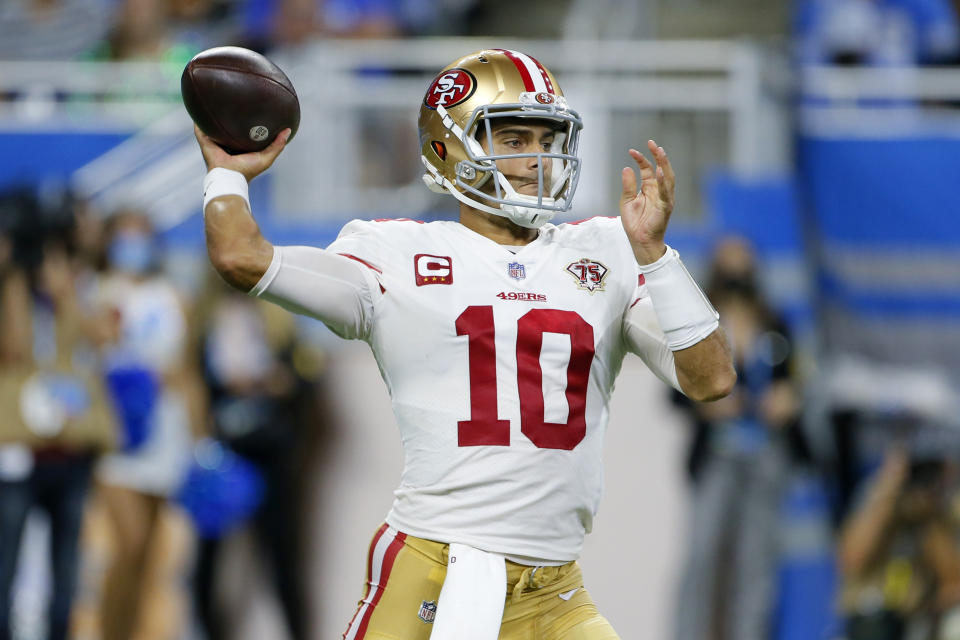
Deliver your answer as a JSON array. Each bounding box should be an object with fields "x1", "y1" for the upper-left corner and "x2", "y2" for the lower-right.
[
  {"x1": 93, "y1": 210, "x2": 196, "y2": 640},
  {"x1": 673, "y1": 236, "x2": 810, "y2": 640}
]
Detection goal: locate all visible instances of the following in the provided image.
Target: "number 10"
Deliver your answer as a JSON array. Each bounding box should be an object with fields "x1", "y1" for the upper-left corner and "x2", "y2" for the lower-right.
[{"x1": 455, "y1": 305, "x2": 595, "y2": 451}]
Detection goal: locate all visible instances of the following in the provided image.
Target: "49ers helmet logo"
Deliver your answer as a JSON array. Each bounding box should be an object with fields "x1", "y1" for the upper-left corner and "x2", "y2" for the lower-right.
[{"x1": 424, "y1": 68, "x2": 477, "y2": 109}]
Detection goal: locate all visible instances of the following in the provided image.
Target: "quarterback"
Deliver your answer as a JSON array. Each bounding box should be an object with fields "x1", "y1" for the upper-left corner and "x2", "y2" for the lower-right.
[{"x1": 195, "y1": 49, "x2": 735, "y2": 639}]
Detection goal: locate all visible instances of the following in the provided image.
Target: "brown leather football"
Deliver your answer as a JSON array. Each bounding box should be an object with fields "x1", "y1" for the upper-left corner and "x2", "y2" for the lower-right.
[{"x1": 181, "y1": 46, "x2": 300, "y2": 154}]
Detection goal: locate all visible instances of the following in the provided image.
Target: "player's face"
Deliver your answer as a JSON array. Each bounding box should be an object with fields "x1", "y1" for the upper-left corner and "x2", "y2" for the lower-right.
[{"x1": 478, "y1": 120, "x2": 555, "y2": 196}]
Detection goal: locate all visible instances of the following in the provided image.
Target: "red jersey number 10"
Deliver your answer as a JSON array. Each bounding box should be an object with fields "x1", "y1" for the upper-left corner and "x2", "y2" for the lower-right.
[{"x1": 455, "y1": 305, "x2": 595, "y2": 451}]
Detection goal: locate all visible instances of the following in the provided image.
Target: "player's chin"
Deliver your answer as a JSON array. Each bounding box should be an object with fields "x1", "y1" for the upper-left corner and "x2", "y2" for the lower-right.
[{"x1": 515, "y1": 183, "x2": 540, "y2": 196}]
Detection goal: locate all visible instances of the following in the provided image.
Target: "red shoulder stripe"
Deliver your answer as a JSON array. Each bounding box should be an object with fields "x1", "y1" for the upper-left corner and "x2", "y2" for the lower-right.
[
  {"x1": 338, "y1": 253, "x2": 383, "y2": 274},
  {"x1": 372, "y1": 218, "x2": 425, "y2": 224}
]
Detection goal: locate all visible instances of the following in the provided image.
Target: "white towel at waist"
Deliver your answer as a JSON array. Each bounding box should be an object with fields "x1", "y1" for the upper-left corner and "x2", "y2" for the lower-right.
[{"x1": 430, "y1": 543, "x2": 506, "y2": 640}]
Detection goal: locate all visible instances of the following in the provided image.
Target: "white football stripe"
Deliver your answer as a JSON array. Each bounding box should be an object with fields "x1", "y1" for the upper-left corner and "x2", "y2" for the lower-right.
[
  {"x1": 343, "y1": 526, "x2": 398, "y2": 640},
  {"x1": 507, "y1": 49, "x2": 549, "y2": 93}
]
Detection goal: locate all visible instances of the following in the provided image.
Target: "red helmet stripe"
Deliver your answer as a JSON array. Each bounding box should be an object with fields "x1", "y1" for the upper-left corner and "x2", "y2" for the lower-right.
[{"x1": 494, "y1": 48, "x2": 535, "y2": 92}]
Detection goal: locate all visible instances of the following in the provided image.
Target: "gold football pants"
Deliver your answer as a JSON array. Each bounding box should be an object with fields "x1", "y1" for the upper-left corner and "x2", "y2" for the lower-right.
[{"x1": 342, "y1": 524, "x2": 621, "y2": 640}]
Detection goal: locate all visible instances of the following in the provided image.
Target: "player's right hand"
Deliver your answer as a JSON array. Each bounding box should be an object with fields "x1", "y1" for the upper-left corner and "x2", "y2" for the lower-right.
[{"x1": 194, "y1": 124, "x2": 290, "y2": 183}]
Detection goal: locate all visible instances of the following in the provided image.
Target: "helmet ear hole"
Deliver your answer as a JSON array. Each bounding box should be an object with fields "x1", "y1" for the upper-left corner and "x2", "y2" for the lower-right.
[{"x1": 430, "y1": 141, "x2": 447, "y2": 160}]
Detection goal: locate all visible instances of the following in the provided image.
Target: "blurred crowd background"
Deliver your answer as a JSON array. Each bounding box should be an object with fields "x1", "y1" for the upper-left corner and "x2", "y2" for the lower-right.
[{"x1": 2, "y1": 0, "x2": 960, "y2": 639}]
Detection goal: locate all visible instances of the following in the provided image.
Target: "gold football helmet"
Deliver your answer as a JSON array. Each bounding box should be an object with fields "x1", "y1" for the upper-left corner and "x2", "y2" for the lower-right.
[{"x1": 418, "y1": 49, "x2": 583, "y2": 228}]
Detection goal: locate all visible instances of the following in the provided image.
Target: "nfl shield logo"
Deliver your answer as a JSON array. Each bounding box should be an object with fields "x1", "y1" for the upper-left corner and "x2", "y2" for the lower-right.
[
  {"x1": 418, "y1": 600, "x2": 437, "y2": 623},
  {"x1": 507, "y1": 261, "x2": 526, "y2": 281}
]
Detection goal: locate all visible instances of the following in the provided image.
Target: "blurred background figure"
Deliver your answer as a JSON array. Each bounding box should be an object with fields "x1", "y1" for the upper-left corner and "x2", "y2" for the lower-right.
[
  {"x1": 182, "y1": 279, "x2": 325, "y2": 640},
  {"x1": 93, "y1": 210, "x2": 197, "y2": 640},
  {"x1": 239, "y1": 0, "x2": 480, "y2": 48},
  {"x1": 91, "y1": 0, "x2": 196, "y2": 63},
  {"x1": 88, "y1": 0, "x2": 239, "y2": 63},
  {"x1": 0, "y1": 186, "x2": 116, "y2": 640},
  {"x1": 838, "y1": 436, "x2": 960, "y2": 640},
  {"x1": 673, "y1": 236, "x2": 809, "y2": 640}
]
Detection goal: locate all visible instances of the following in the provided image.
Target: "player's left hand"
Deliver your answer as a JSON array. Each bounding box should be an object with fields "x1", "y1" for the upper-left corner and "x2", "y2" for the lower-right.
[{"x1": 620, "y1": 140, "x2": 675, "y2": 265}]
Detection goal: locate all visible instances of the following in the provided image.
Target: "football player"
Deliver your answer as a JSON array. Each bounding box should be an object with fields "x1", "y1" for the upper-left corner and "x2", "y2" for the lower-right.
[{"x1": 195, "y1": 48, "x2": 735, "y2": 640}]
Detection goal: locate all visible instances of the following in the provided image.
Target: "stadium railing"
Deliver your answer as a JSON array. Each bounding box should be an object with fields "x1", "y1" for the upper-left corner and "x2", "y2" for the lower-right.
[{"x1": 0, "y1": 38, "x2": 787, "y2": 230}]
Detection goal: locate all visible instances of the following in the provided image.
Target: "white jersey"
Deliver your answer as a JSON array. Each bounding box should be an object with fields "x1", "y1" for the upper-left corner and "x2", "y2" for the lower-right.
[{"x1": 252, "y1": 216, "x2": 680, "y2": 563}]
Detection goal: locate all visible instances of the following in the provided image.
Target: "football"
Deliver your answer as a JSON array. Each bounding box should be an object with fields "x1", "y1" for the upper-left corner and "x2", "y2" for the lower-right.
[{"x1": 181, "y1": 46, "x2": 300, "y2": 154}]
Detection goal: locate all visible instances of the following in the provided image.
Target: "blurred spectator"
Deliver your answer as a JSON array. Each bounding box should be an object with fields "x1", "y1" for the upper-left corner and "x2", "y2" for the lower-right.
[
  {"x1": 240, "y1": 0, "x2": 398, "y2": 47},
  {"x1": 795, "y1": 0, "x2": 960, "y2": 65},
  {"x1": 838, "y1": 443, "x2": 960, "y2": 640},
  {"x1": 0, "y1": 0, "x2": 114, "y2": 60},
  {"x1": 182, "y1": 281, "x2": 324, "y2": 640},
  {"x1": 320, "y1": 0, "x2": 402, "y2": 37},
  {"x1": 88, "y1": 0, "x2": 199, "y2": 65},
  {"x1": 93, "y1": 210, "x2": 196, "y2": 640},
  {"x1": 0, "y1": 187, "x2": 116, "y2": 640},
  {"x1": 262, "y1": 0, "x2": 322, "y2": 46},
  {"x1": 563, "y1": 0, "x2": 654, "y2": 40},
  {"x1": 166, "y1": 0, "x2": 243, "y2": 51},
  {"x1": 673, "y1": 236, "x2": 808, "y2": 640},
  {"x1": 240, "y1": 0, "x2": 478, "y2": 48}
]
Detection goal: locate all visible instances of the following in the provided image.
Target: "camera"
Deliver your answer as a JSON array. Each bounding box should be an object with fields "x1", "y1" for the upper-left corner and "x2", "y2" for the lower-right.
[{"x1": 906, "y1": 457, "x2": 947, "y2": 490}]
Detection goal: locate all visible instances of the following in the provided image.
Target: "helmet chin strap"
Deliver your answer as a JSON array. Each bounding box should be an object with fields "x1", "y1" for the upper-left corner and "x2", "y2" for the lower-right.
[
  {"x1": 498, "y1": 198, "x2": 556, "y2": 229},
  {"x1": 490, "y1": 170, "x2": 557, "y2": 228}
]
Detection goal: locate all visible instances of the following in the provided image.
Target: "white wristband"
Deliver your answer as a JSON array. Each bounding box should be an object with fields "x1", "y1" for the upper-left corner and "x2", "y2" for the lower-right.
[
  {"x1": 202, "y1": 168, "x2": 250, "y2": 214},
  {"x1": 638, "y1": 245, "x2": 719, "y2": 351}
]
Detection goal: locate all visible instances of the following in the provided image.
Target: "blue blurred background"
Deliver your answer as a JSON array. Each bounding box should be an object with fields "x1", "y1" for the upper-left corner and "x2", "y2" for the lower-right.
[{"x1": 2, "y1": 1, "x2": 960, "y2": 639}]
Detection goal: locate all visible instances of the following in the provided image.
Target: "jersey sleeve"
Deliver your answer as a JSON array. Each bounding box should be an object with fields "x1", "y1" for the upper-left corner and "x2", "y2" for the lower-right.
[
  {"x1": 248, "y1": 240, "x2": 382, "y2": 341},
  {"x1": 324, "y1": 219, "x2": 394, "y2": 276},
  {"x1": 561, "y1": 217, "x2": 682, "y2": 391},
  {"x1": 622, "y1": 277, "x2": 682, "y2": 392}
]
